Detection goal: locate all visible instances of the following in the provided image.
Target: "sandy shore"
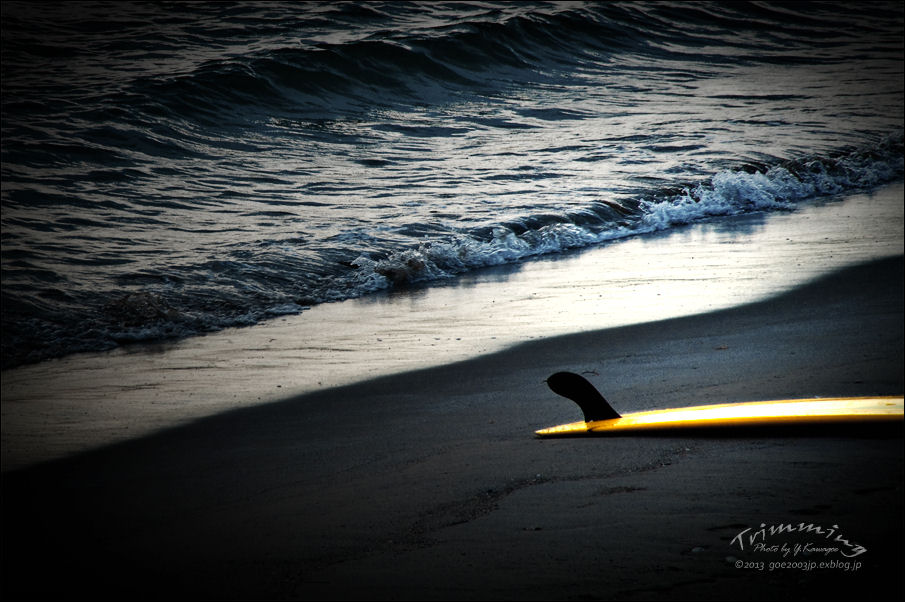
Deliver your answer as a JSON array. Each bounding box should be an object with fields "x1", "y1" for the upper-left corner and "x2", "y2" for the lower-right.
[
  {"x1": 2, "y1": 255, "x2": 902, "y2": 600},
  {"x1": 3, "y1": 184, "x2": 903, "y2": 472}
]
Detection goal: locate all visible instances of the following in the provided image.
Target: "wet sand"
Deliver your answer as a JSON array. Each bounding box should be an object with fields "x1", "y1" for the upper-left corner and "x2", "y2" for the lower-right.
[
  {"x1": 2, "y1": 255, "x2": 902, "y2": 600},
  {"x1": 3, "y1": 184, "x2": 903, "y2": 472}
]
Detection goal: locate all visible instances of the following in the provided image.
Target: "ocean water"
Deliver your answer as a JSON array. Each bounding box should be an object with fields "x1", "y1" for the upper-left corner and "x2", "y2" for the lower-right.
[{"x1": 2, "y1": 1, "x2": 903, "y2": 369}]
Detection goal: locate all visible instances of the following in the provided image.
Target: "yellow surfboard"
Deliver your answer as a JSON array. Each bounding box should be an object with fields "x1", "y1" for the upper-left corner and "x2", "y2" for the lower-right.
[{"x1": 536, "y1": 372, "x2": 904, "y2": 438}]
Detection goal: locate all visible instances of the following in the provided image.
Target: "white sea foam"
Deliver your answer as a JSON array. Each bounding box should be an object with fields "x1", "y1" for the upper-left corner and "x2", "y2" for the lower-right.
[
  {"x1": 3, "y1": 0, "x2": 902, "y2": 368},
  {"x1": 345, "y1": 145, "x2": 903, "y2": 294}
]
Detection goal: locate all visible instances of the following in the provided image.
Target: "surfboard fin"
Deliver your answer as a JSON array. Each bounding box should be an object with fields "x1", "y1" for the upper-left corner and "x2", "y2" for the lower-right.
[{"x1": 546, "y1": 372, "x2": 621, "y2": 422}]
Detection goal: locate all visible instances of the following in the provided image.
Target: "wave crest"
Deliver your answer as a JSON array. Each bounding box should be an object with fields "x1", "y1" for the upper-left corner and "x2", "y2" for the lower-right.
[{"x1": 346, "y1": 134, "x2": 904, "y2": 290}]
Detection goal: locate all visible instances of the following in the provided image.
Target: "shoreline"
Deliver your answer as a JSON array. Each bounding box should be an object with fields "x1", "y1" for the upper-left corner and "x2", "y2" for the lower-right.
[
  {"x1": 3, "y1": 183, "x2": 903, "y2": 472},
  {"x1": 2, "y1": 255, "x2": 902, "y2": 600}
]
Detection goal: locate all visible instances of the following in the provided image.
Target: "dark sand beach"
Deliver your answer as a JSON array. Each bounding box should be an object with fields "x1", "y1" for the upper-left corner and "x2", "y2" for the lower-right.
[{"x1": 2, "y1": 256, "x2": 903, "y2": 600}]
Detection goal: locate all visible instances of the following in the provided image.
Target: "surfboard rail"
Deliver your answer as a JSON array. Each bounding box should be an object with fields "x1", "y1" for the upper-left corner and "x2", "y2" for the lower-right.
[{"x1": 537, "y1": 372, "x2": 904, "y2": 438}]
